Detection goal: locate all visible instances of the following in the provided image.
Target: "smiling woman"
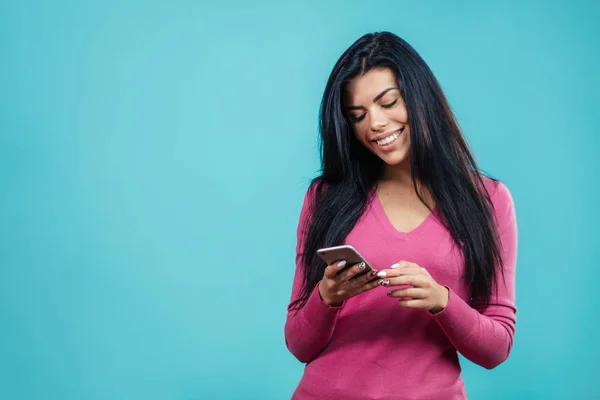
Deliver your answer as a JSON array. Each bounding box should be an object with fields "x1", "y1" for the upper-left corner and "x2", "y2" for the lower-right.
[
  {"x1": 284, "y1": 31, "x2": 518, "y2": 399},
  {"x1": 345, "y1": 71, "x2": 411, "y2": 163}
]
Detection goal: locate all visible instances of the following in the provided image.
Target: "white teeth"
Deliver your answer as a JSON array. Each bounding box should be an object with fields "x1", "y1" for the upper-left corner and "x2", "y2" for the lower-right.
[{"x1": 376, "y1": 130, "x2": 401, "y2": 146}]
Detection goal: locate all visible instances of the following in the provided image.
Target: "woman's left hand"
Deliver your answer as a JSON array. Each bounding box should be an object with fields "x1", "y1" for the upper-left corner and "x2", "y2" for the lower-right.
[{"x1": 376, "y1": 261, "x2": 449, "y2": 314}]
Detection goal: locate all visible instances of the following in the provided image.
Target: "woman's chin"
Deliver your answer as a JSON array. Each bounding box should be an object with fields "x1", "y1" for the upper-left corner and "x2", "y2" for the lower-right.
[{"x1": 377, "y1": 149, "x2": 409, "y2": 166}]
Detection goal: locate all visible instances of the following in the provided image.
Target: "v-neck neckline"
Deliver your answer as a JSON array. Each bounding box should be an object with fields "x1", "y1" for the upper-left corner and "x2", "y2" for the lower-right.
[{"x1": 371, "y1": 190, "x2": 438, "y2": 241}]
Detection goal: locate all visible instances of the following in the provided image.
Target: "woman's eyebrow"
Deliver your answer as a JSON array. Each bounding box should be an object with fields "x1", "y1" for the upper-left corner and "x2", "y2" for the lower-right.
[{"x1": 344, "y1": 87, "x2": 399, "y2": 110}]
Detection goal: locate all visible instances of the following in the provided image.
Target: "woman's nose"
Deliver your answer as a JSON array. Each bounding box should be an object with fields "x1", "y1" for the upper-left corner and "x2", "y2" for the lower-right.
[{"x1": 370, "y1": 109, "x2": 388, "y2": 132}]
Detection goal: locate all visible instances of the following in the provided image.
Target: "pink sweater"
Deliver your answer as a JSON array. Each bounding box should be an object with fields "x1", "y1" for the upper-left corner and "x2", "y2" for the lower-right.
[{"x1": 284, "y1": 178, "x2": 517, "y2": 399}]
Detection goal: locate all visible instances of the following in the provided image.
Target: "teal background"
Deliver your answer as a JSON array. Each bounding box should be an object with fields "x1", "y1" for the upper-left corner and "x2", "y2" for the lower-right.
[{"x1": 1, "y1": 1, "x2": 598, "y2": 399}]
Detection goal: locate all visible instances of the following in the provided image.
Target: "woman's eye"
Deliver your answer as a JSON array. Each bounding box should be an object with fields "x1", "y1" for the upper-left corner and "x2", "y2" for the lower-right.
[
  {"x1": 382, "y1": 99, "x2": 398, "y2": 108},
  {"x1": 350, "y1": 114, "x2": 365, "y2": 123}
]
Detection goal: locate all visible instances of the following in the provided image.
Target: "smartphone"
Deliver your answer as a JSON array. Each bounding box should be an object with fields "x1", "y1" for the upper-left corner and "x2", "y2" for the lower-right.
[{"x1": 316, "y1": 245, "x2": 376, "y2": 277}]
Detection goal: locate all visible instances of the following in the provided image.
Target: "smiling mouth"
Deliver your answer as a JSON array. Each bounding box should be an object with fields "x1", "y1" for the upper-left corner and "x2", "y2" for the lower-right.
[{"x1": 373, "y1": 128, "x2": 404, "y2": 147}]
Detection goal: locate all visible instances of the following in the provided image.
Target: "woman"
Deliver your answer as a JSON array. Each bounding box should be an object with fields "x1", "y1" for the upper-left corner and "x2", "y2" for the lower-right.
[{"x1": 284, "y1": 31, "x2": 517, "y2": 399}]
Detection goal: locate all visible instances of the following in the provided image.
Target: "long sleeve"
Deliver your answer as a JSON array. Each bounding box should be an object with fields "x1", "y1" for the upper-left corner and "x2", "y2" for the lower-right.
[
  {"x1": 433, "y1": 182, "x2": 518, "y2": 369},
  {"x1": 284, "y1": 184, "x2": 343, "y2": 363}
]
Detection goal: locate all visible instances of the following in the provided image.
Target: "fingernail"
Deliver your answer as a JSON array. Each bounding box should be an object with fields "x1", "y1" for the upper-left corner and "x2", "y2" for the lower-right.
[
  {"x1": 377, "y1": 271, "x2": 387, "y2": 278},
  {"x1": 387, "y1": 291, "x2": 392, "y2": 297},
  {"x1": 356, "y1": 262, "x2": 365, "y2": 270},
  {"x1": 337, "y1": 260, "x2": 347, "y2": 268},
  {"x1": 391, "y1": 263, "x2": 400, "y2": 269},
  {"x1": 377, "y1": 279, "x2": 384, "y2": 286},
  {"x1": 369, "y1": 270, "x2": 377, "y2": 277}
]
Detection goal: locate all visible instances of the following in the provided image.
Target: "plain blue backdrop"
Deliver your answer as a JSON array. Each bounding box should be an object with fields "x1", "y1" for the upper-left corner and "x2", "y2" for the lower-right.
[{"x1": 1, "y1": 1, "x2": 598, "y2": 399}]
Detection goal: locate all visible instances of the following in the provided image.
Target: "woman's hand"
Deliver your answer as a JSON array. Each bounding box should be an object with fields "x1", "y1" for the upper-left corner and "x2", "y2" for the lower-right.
[
  {"x1": 376, "y1": 261, "x2": 449, "y2": 314},
  {"x1": 318, "y1": 261, "x2": 381, "y2": 307}
]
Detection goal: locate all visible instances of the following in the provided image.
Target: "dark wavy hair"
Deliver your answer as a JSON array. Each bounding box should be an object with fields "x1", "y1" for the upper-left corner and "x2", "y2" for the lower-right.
[{"x1": 291, "y1": 31, "x2": 504, "y2": 312}]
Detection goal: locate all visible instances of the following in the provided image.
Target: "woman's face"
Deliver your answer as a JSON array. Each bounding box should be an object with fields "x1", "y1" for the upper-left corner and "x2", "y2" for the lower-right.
[{"x1": 344, "y1": 68, "x2": 410, "y2": 167}]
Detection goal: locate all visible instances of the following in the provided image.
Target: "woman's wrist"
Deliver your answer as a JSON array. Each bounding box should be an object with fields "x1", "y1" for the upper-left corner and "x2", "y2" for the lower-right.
[
  {"x1": 318, "y1": 281, "x2": 343, "y2": 307},
  {"x1": 430, "y1": 284, "x2": 449, "y2": 314}
]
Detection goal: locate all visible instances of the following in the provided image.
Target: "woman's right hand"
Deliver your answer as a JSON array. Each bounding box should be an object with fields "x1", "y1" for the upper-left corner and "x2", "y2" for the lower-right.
[{"x1": 318, "y1": 260, "x2": 382, "y2": 306}]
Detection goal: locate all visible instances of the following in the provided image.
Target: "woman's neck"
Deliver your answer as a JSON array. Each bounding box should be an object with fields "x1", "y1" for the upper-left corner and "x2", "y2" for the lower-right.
[
  {"x1": 380, "y1": 160, "x2": 413, "y2": 189},
  {"x1": 379, "y1": 161, "x2": 434, "y2": 207}
]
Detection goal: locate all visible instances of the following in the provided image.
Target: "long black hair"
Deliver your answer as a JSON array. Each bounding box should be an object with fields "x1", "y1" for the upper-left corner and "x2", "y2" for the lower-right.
[{"x1": 291, "y1": 31, "x2": 503, "y2": 311}]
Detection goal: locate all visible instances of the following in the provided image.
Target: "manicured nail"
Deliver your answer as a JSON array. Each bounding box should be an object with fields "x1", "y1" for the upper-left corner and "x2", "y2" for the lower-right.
[
  {"x1": 337, "y1": 260, "x2": 347, "y2": 268},
  {"x1": 356, "y1": 262, "x2": 366, "y2": 271},
  {"x1": 377, "y1": 271, "x2": 387, "y2": 278},
  {"x1": 377, "y1": 279, "x2": 384, "y2": 286},
  {"x1": 369, "y1": 270, "x2": 377, "y2": 277},
  {"x1": 387, "y1": 291, "x2": 392, "y2": 297},
  {"x1": 391, "y1": 263, "x2": 400, "y2": 269}
]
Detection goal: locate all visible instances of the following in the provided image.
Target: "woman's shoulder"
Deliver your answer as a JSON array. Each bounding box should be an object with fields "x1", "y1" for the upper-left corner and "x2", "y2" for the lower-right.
[
  {"x1": 481, "y1": 176, "x2": 512, "y2": 202},
  {"x1": 298, "y1": 178, "x2": 328, "y2": 216},
  {"x1": 301, "y1": 178, "x2": 329, "y2": 203},
  {"x1": 480, "y1": 176, "x2": 516, "y2": 223}
]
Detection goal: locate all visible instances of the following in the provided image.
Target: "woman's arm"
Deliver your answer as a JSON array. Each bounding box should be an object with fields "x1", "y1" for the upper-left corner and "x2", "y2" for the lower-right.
[
  {"x1": 284, "y1": 184, "x2": 343, "y2": 363},
  {"x1": 432, "y1": 181, "x2": 518, "y2": 369}
]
